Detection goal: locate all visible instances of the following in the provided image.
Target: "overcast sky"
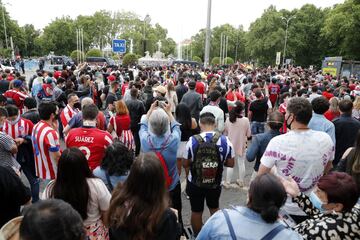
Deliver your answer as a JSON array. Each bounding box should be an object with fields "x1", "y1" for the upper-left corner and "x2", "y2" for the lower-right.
[{"x1": 6, "y1": 0, "x2": 343, "y2": 42}]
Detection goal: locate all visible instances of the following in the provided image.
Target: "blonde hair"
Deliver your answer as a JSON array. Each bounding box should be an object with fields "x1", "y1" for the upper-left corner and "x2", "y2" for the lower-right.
[
  {"x1": 354, "y1": 96, "x2": 360, "y2": 111},
  {"x1": 329, "y1": 97, "x2": 339, "y2": 112},
  {"x1": 115, "y1": 100, "x2": 129, "y2": 115}
]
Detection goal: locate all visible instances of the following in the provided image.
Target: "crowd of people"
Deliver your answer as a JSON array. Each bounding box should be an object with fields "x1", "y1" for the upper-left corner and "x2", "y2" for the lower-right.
[{"x1": 0, "y1": 62, "x2": 359, "y2": 240}]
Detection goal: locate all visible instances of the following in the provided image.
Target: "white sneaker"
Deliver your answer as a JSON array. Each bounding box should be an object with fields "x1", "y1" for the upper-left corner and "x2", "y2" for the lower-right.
[
  {"x1": 236, "y1": 180, "x2": 245, "y2": 188},
  {"x1": 223, "y1": 181, "x2": 231, "y2": 189}
]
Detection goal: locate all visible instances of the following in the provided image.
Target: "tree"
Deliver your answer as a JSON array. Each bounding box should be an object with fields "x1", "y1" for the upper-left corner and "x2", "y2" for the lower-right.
[
  {"x1": 192, "y1": 56, "x2": 202, "y2": 63},
  {"x1": 40, "y1": 17, "x2": 76, "y2": 55},
  {"x1": 246, "y1": 6, "x2": 285, "y2": 66},
  {"x1": 122, "y1": 53, "x2": 138, "y2": 65},
  {"x1": 211, "y1": 57, "x2": 220, "y2": 65},
  {"x1": 321, "y1": 0, "x2": 360, "y2": 60},
  {"x1": 22, "y1": 24, "x2": 41, "y2": 57},
  {"x1": 224, "y1": 57, "x2": 234, "y2": 64},
  {"x1": 70, "y1": 50, "x2": 84, "y2": 62},
  {"x1": 86, "y1": 49, "x2": 102, "y2": 58}
]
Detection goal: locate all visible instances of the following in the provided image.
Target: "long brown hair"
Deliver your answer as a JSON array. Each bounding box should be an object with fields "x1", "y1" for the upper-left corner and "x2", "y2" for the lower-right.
[{"x1": 107, "y1": 153, "x2": 168, "y2": 240}]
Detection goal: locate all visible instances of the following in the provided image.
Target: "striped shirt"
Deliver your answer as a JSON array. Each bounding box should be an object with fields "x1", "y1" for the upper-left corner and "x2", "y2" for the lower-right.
[
  {"x1": 184, "y1": 131, "x2": 234, "y2": 183},
  {"x1": 60, "y1": 105, "x2": 78, "y2": 128},
  {"x1": 3, "y1": 89, "x2": 28, "y2": 114},
  {"x1": 3, "y1": 117, "x2": 33, "y2": 139},
  {"x1": 31, "y1": 121, "x2": 61, "y2": 180}
]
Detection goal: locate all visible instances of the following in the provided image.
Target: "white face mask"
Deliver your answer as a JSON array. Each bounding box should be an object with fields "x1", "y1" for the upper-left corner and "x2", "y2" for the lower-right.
[{"x1": 9, "y1": 115, "x2": 20, "y2": 125}]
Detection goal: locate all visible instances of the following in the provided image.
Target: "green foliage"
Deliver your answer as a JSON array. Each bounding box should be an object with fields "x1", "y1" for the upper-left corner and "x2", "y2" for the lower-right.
[
  {"x1": 0, "y1": 48, "x2": 12, "y2": 58},
  {"x1": 86, "y1": 49, "x2": 103, "y2": 58},
  {"x1": 70, "y1": 50, "x2": 84, "y2": 62},
  {"x1": 192, "y1": 56, "x2": 202, "y2": 63},
  {"x1": 122, "y1": 53, "x2": 138, "y2": 65},
  {"x1": 39, "y1": 17, "x2": 76, "y2": 55},
  {"x1": 225, "y1": 57, "x2": 234, "y2": 64},
  {"x1": 321, "y1": 0, "x2": 360, "y2": 60},
  {"x1": 211, "y1": 57, "x2": 220, "y2": 65},
  {"x1": 112, "y1": 54, "x2": 120, "y2": 60}
]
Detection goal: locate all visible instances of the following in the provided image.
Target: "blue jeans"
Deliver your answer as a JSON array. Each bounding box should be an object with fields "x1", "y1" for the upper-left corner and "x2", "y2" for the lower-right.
[{"x1": 251, "y1": 121, "x2": 265, "y2": 135}]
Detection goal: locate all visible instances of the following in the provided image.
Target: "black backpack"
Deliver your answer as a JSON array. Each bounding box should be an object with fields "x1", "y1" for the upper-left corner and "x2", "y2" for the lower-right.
[{"x1": 191, "y1": 133, "x2": 222, "y2": 189}]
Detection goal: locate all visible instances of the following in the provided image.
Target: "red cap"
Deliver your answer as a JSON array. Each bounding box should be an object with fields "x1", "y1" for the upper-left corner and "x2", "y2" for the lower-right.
[{"x1": 107, "y1": 75, "x2": 116, "y2": 82}]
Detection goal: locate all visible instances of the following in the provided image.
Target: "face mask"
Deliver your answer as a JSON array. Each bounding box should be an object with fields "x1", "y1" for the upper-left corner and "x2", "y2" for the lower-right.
[
  {"x1": 309, "y1": 191, "x2": 325, "y2": 212},
  {"x1": 9, "y1": 115, "x2": 20, "y2": 125},
  {"x1": 285, "y1": 115, "x2": 293, "y2": 130},
  {"x1": 73, "y1": 102, "x2": 81, "y2": 110}
]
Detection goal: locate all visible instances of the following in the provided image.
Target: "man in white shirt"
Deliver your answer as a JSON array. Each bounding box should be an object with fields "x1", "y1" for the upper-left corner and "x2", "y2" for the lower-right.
[
  {"x1": 258, "y1": 97, "x2": 334, "y2": 224},
  {"x1": 308, "y1": 85, "x2": 322, "y2": 103},
  {"x1": 200, "y1": 90, "x2": 224, "y2": 133}
]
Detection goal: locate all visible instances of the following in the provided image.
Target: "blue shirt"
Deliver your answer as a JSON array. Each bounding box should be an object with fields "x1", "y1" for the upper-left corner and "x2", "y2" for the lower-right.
[
  {"x1": 308, "y1": 113, "x2": 336, "y2": 144},
  {"x1": 139, "y1": 116, "x2": 181, "y2": 191},
  {"x1": 93, "y1": 167, "x2": 127, "y2": 191},
  {"x1": 196, "y1": 207, "x2": 302, "y2": 240}
]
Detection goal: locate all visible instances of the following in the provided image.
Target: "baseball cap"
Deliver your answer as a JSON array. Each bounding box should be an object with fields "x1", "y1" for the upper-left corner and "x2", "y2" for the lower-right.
[
  {"x1": 107, "y1": 75, "x2": 116, "y2": 82},
  {"x1": 155, "y1": 85, "x2": 166, "y2": 95},
  {"x1": 13, "y1": 80, "x2": 23, "y2": 88}
]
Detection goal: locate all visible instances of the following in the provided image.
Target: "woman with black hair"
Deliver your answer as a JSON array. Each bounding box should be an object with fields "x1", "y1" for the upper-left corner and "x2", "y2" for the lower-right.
[
  {"x1": 42, "y1": 148, "x2": 111, "y2": 240},
  {"x1": 337, "y1": 129, "x2": 360, "y2": 192},
  {"x1": 175, "y1": 103, "x2": 198, "y2": 176},
  {"x1": 107, "y1": 153, "x2": 181, "y2": 240},
  {"x1": 197, "y1": 173, "x2": 302, "y2": 239},
  {"x1": 223, "y1": 101, "x2": 251, "y2": 188},
  {"x1": 93, "y1": 141, "x2": 134, "y2": 192}
]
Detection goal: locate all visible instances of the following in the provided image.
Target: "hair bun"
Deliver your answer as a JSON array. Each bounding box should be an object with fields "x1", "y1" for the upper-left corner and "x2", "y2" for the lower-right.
[{"x1": 260, "y1": 205, "x2": 279, "y2": 223}]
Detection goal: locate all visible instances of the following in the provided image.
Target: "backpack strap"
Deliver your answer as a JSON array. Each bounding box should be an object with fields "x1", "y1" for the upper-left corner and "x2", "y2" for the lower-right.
[
  {"x1": 211, "y1": 132, "x2": 221, "y2": 144},
  {"x1": 193, "y1": 134, "x2": 204, "y2": 144},
  {"x1": 222, "y1": 209, "x2": 237, "y2": 240},
  {"x1": 105, "y1": 171, "x2": 113, "y2": 192},
  {"x1": 261, "y1": 224, "x2": 286, "y2": 240}
]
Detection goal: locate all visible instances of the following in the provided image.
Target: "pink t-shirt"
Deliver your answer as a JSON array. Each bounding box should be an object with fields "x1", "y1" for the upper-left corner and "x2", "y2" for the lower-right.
[{"x1": 224, "y1": 117, "x2": 251, "y2": 156}]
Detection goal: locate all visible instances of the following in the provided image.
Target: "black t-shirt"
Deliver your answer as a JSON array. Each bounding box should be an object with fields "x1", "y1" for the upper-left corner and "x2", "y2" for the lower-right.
[
  {"x1": 109, "y1": 208, "x2": 181, "y2": 240},
  {"x1": 0, "y1": 166, "x2": 31, "y2": 228},
  {"x1": 106, "y1": 92, "x2": 118, "y2": 108},
  {"x1": 249, "y1": 98, "x2": 269, "y2": 122},
  {"x1": 0, "y1": 80, "x2": 9, "y2": 94}
]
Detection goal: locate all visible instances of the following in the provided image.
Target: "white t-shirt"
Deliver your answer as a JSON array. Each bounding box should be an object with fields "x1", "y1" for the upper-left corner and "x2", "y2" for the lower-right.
[
  {"x1": 42, "y1": 178, "x2": 111, "y2": 226},
  {"x1": 200, "y1": 105, "x2": 225, "y2": 133},
  {"x1": 260, "y1": 129, "x2": 334, "y2": 215}
]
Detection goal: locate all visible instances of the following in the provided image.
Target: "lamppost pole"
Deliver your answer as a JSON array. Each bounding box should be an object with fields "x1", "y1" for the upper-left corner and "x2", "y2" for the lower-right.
[
  {"x1": 2, "y1": 3, "x2": 9, "y2": 49},
  {"x1": 143, "y1": 14, "x2": 151, "y2": 56},
  {"x1": 204, "y1": 0, "x2": 212, "y2": 67},
  {"x1": 281, "y1": 15, "x2": 296, "y2": 67}
]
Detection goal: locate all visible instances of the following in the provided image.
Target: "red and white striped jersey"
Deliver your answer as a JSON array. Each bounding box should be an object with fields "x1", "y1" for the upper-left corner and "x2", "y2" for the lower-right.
[
  {"x1": 66, "y1": 127, "x2": 113, "y2": 170},
  {"x1": 3, "y1": 89, "x2": 29, "y2": 114},
  {"x1": 2, "y1": 117, "x2": 33, "y2": 139},
  {"x1": 60, "y1": 104, "x2": 78, "y2": 128},
  {"x1": 31, "y1": 120, "x2": 61, "y2": 180}
]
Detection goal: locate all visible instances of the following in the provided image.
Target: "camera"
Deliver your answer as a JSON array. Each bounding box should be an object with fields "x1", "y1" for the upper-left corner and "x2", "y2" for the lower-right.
[{"x1": 157, "y1": 100, "x2": 167, "y2": 108}]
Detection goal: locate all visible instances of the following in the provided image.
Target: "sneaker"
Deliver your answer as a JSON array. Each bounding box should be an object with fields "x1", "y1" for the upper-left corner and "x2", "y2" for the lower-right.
[
  {"x1": 236, "y1": 180, "x2": 245, "y2": 188},
  {"x1": 223, "y1": 181, "x2": 231, "y2": 189}
]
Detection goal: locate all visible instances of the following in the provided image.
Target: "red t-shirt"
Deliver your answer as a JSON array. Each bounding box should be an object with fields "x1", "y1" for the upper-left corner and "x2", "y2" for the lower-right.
[
  {"x1": 4, "y1": 89, "x2": 28, "y2": 114},
  {"x1": 268, "y1": 84, "x2": 280, "y2": 103},
  {"x1": 66, "y1": 127, "x2": 113, "y2": 170},
  {"x1": 226, "y1": 91, "x2": 245, "y2": 111},
  {"x1": 324, "y1": 110, "x2": 340, "y2": 121},
  {"x1": 121, "y1": 83, "x2": 129, "y2": 96},
  {"x1": 322, "y1": 91, "x2": 334, "y2": 100},
  {"x1": 54, "y1": 71, "x2": 62, "y2": 79},
  {"x1": 109, "y1": 114, "x2": 131, "y2": 137}
]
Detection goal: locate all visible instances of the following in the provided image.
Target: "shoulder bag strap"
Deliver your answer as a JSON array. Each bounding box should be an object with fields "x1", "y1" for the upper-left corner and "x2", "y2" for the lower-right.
[
  {"x1": 222, "y1": 209, "x2": 237, "y2": 240},
  {"x1": 261, "y1": 224, "x2": 286, "y2": 240},
  {"x1": 105, "y1": 171, "x2": 113, "y2": 192}
]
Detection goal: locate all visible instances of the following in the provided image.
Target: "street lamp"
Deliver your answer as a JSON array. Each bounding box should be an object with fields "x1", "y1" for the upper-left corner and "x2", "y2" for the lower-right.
[
  {"x1": 143, "y1": 14, "x2": 151, "y2": 56},
  {"x1": 204, "y1": 0, "x2": 212, "y2": 67},
  {"x1": 281, "y1": 15, "x2": 296, "y2": 67},
  {"x1": 1, "y1": 2, "x2": 10, "y2": 49}
]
